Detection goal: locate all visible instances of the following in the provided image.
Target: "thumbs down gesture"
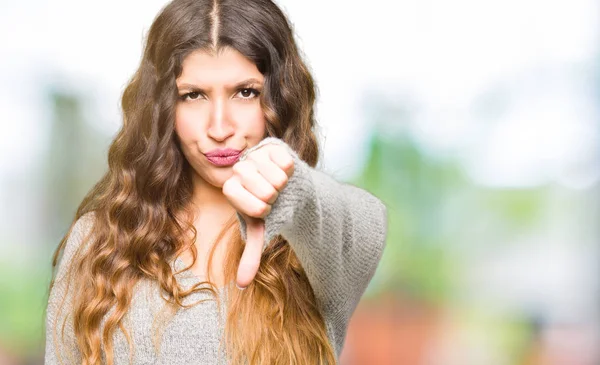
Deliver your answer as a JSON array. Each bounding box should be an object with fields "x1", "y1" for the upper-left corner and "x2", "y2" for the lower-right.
[{"x1": 222, "y1": 141, "x2": 295, "y2": 290}]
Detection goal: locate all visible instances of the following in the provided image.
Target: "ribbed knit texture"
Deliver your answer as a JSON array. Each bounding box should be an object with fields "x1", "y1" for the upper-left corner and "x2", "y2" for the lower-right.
[{"x1": 44, "y1": 137, "x2": 388, "y2": 364}]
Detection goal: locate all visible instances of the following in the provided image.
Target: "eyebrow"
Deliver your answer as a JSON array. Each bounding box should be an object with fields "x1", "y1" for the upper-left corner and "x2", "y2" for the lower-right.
[{"x1": 177, "y1": 78, "x2": 263, "y2": 91}]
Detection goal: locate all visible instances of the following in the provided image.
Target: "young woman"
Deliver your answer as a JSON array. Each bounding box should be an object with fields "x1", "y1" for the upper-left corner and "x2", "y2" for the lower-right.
[{"x1": 44, "y1": 0, "x2": 388, "y2": 364}]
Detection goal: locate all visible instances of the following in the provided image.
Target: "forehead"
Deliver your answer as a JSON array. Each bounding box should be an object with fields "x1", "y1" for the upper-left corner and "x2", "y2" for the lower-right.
[{"x1": 177, "y1": 47, "x2": 264, "y2": 85}]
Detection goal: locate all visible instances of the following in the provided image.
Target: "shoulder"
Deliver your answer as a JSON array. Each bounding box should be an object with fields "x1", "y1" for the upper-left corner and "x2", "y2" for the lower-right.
[
  {"x1": 67, "y1": 211, "x2": 97, "y2": 254},
  {"x1": 72, "y1": 211, "x2": 96, "y2": 234}
]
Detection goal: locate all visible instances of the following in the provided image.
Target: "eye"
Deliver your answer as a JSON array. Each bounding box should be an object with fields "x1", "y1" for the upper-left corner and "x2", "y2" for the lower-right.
[
  {"x1": 179, "y1": 91, "x2": 203, "y2": 101},
  {"x1": 236, "y1": 88, "x2": 260, "y2": 99}
]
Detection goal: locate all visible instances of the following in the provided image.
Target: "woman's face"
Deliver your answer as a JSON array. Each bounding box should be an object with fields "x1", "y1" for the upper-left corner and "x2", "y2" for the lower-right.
[{"x1": 175, "y1": 47, "x2": 267, "y2": 189}]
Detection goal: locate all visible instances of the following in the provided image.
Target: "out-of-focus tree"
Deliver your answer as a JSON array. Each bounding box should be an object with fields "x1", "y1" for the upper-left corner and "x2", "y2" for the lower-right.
[
  {"x1": 0, "y1": 87, "x2": 109, "y2": 363},
  {"x1": 354, "y1": 97, "x2": 548, "y2": 304},
  {"x1": 43, "y1": 89, "x2": 108, "y2": 243},
  {"x1": 347, "y1": 97, "x2": 551, "y2": 364}
]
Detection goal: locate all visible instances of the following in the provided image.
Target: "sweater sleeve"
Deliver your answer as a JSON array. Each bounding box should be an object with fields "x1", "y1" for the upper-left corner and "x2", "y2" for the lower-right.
[
  {"x1": 45, "y1": 212, "x2": 95, "y2": 365},
  {"x1": 236, "y1": 138, "x2": 388, "y2": 320}
]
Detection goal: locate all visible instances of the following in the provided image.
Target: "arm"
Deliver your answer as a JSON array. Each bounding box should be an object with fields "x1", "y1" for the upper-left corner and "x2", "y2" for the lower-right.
[
  {"x1": 237, "y1": 138, "x2": 388, "y2": 319},
  {"x1": 45, "y1": 213, "x2": 94, "y2": 364}
]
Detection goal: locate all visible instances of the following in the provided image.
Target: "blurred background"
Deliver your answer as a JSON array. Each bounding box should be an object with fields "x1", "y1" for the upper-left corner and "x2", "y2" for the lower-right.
[{"x1": 0, "y1": 0, "x2": 598, "y2": 364}]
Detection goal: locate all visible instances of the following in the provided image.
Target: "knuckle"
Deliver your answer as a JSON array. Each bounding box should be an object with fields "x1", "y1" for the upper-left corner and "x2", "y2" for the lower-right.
[
  {"x1": 232, "y1": 162, "x2": 244, "y2": 175},
  {"x1": 261, "y1": 188, "x2": 278, "y2": 203},
  {"x1": 283, "y1": 156, "x2": 294, "y2": 171},
  {"x1": 246, "y1": 150, "x2": 260, "y2": 161},
  {"x1": 259, "y1": 204, "x2": 272, "y2": 218},
  {"x1": 268, "y1": 190, "x2": 279, "y2": 204},
  {"x1": 274, "y1": 176, "x2": 288, "y2": 191},
  {"x1": 257, "y1": 191, "x2": 270, "y2": 203},
  {"x1": 274, "y1": 152, "x2": 294, "y2": 173},
  {"x1": 222, "y1": 179, "x2": 234, "y2": 196},
  {"x1": 252, "y1": 202, "x2": 268, "y2": 218}
]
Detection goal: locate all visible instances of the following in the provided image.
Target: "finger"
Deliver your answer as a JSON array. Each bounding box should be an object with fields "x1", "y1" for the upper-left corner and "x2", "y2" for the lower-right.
[
  {"x1": 254, "y1": 158, "x2": 289, "y2": 193},
  {"x1": 268, "y1": 148, "x2": 295, "y2": 177},
  {"x1": 222, "y1": 177, "x2": 272, "y2": 219},
  {"x1": 235, "y1": 161, "x2": 279, "y2": 205},
  {"x1": 236, "y1": 216, "x2": 264, "y2": 289}
]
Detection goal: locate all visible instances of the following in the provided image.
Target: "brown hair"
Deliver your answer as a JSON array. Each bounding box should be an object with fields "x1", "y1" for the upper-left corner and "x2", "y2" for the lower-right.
[{"x1": 47, "y1": 0, "x2": 337, "y2": 364}]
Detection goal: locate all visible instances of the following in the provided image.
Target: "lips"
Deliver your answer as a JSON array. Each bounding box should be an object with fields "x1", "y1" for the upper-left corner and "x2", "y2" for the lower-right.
[
  {"x1": 204, "y1": 148, "x2": 243, "y2": 166},
  {"x1": 204, "y1": 148, "x2": 243, "y2": 158}
]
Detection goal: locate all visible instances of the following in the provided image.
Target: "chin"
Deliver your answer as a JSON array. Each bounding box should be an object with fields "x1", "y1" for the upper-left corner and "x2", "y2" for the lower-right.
[
  {"x1": 207, "y1": 169, "x2": 234, "y2": 188},
  {"x1": 190, "y1": 163, "x2": 233, "y2": 189}
]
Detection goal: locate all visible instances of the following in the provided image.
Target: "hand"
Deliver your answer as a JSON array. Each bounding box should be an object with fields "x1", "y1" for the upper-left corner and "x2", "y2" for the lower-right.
[{"x1": 222, "y1": 143, "x2": 295, "y2": 289}]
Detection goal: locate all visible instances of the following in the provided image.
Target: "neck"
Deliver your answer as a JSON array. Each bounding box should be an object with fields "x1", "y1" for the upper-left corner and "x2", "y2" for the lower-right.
[{"x1": 190, "y1": 172, "x2": 236, "y2": 223}]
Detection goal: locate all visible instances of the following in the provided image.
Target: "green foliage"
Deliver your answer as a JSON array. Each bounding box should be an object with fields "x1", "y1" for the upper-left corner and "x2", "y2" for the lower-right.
[
  {"x1": 354, "y1": 129, "x2": 547, "y2": 304},
  {"x1": 354, "y1": 132, "x2": 463, "y2": 302},
  {"x1": 0, "y1": 258, "x2": 49, "y2": 357},
  {"x1": 0, "y1": 88, "x2": 110, "y2": 357}
]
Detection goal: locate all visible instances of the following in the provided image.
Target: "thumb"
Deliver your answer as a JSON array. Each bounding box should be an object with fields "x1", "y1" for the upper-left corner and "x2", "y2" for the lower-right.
[{"x1": 236, "y1": 214, "x2": 264, "y2": 289}]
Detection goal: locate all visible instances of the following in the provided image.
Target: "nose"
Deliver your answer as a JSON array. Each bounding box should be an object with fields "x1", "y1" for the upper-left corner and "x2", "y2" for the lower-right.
[{"x1": 207, "y1": 99, "x2": 234, "y2": 142}]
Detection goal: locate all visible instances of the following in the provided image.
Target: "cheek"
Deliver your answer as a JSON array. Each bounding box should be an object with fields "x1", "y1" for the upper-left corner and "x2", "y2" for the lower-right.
[
  {"x1": 232, "y1": 105, "x2": 266, "y2": 136},
  {"x1": 175, "y1": 107, "x2": 204, "y2": 142}
]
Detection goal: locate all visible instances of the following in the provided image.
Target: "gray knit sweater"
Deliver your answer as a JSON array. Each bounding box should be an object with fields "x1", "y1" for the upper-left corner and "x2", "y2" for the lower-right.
[{"x1": 44, "y1": 137, "x2": 388, "y2": 364}]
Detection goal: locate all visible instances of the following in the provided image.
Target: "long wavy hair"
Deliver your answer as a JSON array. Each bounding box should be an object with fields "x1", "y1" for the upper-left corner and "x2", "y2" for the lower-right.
[{"x1": 47, "y1": 0, "x2": 337, "y2": 364}]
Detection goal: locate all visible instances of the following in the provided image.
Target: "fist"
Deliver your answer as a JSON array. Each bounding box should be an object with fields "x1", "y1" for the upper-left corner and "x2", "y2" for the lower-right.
[
  {"x1": 223, "y1": 143, "x2": 294, "y2": 219},
  {"x1": 222, "y1": 142, "x2": 295, "y2": 289}
]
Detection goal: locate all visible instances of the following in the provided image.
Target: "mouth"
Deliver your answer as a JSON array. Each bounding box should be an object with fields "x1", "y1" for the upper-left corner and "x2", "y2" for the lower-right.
[{"x1": 204, "y1": 148, "x2": 243, "y2": 167}]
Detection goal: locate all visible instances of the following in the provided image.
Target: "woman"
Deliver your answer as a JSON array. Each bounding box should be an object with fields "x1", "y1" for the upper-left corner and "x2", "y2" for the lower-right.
[{"x1": 44, "y1": 0, "x2": 388, "y2": 364}]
